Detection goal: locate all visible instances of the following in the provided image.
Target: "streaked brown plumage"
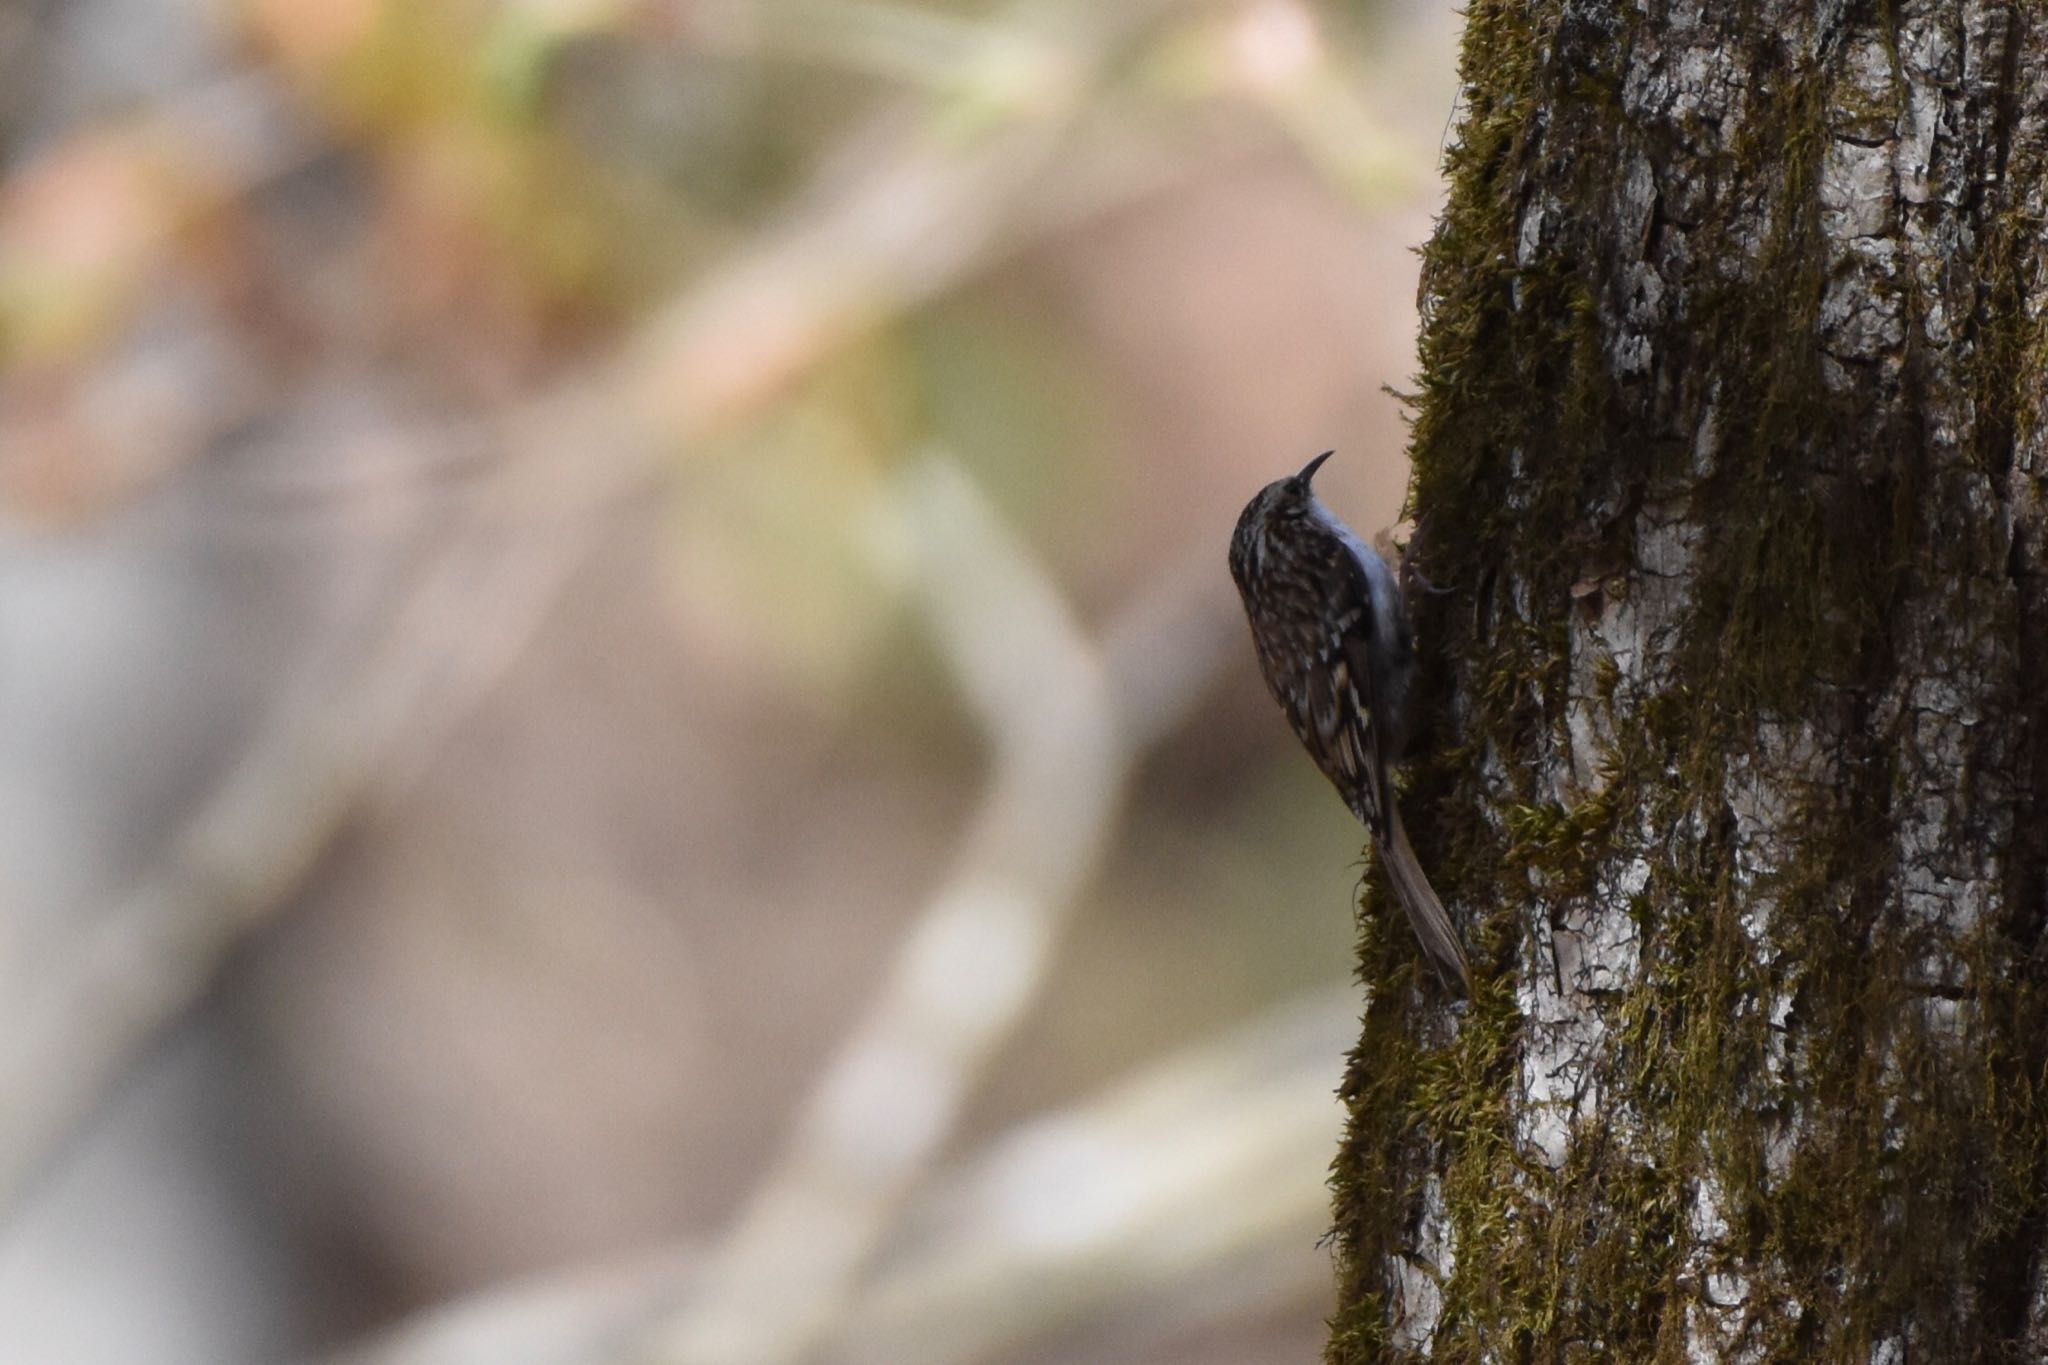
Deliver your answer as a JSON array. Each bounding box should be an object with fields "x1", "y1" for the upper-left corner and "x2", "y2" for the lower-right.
[{"x1": 1229, "y1": 451, "x2": 1472, "y2": 997}]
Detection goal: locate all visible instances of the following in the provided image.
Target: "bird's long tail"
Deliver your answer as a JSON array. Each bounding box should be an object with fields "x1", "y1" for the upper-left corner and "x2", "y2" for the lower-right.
[{"x1": 1376, "y1": 807, "x2": 1473, "y2": 998}]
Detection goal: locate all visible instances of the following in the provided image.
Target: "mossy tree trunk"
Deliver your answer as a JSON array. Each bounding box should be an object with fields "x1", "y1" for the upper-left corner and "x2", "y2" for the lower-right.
[{"x1": 1328, "y1": 2, "x2": 2048, "y2": 1359}]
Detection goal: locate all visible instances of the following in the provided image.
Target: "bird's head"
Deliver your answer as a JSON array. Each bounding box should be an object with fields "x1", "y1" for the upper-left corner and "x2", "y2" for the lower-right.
[{"x1": 1229, "y1": 450, "x2": 1334, "y2": 584}]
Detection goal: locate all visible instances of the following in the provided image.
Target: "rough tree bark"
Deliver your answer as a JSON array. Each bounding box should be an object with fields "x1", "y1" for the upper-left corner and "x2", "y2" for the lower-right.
[{"x1": 1328, "y1": 2, "x2": 2048, "y2": 1360}]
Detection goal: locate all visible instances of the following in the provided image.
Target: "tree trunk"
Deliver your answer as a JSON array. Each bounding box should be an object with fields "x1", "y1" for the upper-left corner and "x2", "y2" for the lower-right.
[{"x1": 1327, "y1": 2, "x2": 2048, "y2": 1360}]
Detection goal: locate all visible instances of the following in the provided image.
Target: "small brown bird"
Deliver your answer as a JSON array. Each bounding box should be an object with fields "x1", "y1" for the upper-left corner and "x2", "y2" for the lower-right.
[{"x1": 1228, "y1": 451, "x2": 1472, "y2": 997}]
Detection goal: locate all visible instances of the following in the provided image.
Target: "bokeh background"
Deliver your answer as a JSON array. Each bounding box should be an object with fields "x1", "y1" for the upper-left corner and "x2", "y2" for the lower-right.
[{"x1": 0, "y1": 1, "x2": 1462, "y2": 1361}]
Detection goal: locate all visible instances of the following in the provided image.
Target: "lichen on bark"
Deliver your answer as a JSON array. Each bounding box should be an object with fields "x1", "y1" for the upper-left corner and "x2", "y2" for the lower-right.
[{"x1": 1327, "y1": 1, "x2": 2048, "y2": 1360}]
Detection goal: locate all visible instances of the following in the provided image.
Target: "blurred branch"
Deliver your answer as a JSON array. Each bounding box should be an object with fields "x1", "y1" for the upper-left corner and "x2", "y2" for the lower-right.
[
  {"x1": 629, "y1": 0, "x2": 1200, "y2": 441},
  {"x1": 624, "y1": 457, "x2": 1242, "y2": 1365},
  {"x1": 623, "y1": 462, "x2": 1241, "y2": 1365},
  {"x1": 634, "y1": 455, "x2": 1127, "y2": 1365},
  {"x1": 0, "y1": 0, "x2": 1239, "y2": 1236},
  {"x1": 324, "y1": 987, "x2": 1355, "y2": 1365},
  {"x1": 631, "y1": 0, "x2": 1450, "y2": 452},
  {"x1": 1100, "y1": 543, "x2": 1246, "y2": 753},
  {"x1": 828, "y1": 986, "x2": 1354, "y2": 1365},
  {"x1": 328, "y1": 1247, "x2": 704, "y2": 1365},
  {"x1": 1199, "y1": 0, "x2": 1430, "y2": 208},
  {"x1": 0, "y1": 388, "x2": 648, "y2": 1215},
  {"x1": 729, "y1": 2, "x2": 1059, "y2": 95}
]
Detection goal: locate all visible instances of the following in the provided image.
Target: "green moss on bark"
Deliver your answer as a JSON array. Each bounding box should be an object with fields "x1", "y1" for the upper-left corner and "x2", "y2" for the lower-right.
[{"x1": 1327, "y1": 1, "x2": 2048, "y2": 1359}]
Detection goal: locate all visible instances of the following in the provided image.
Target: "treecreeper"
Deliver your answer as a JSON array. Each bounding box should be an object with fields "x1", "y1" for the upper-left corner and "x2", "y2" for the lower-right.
[{"x1": 1228, "y1": 451, "x2": 1472, "y2": 997}]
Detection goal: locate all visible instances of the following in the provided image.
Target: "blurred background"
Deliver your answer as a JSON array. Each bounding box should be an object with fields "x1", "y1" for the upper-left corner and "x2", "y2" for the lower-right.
[{"x1": 0, "y1": 0, "x2": 1461, "y2": 1361}]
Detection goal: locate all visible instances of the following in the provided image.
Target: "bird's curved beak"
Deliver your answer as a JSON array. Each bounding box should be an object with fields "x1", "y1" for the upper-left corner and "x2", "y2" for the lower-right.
[{"x1": 1296, "y1": 450, "x2": 1335, "y2": 486}]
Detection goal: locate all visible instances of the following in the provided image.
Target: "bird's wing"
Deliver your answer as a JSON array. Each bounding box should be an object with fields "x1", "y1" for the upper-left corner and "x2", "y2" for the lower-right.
[
  {"x1": 1262, "y1": 543, "x2": 1392, "y2": 842},
  {"x1": 1331, "y1": 544, "x2": 1396, "y2": 842}
]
